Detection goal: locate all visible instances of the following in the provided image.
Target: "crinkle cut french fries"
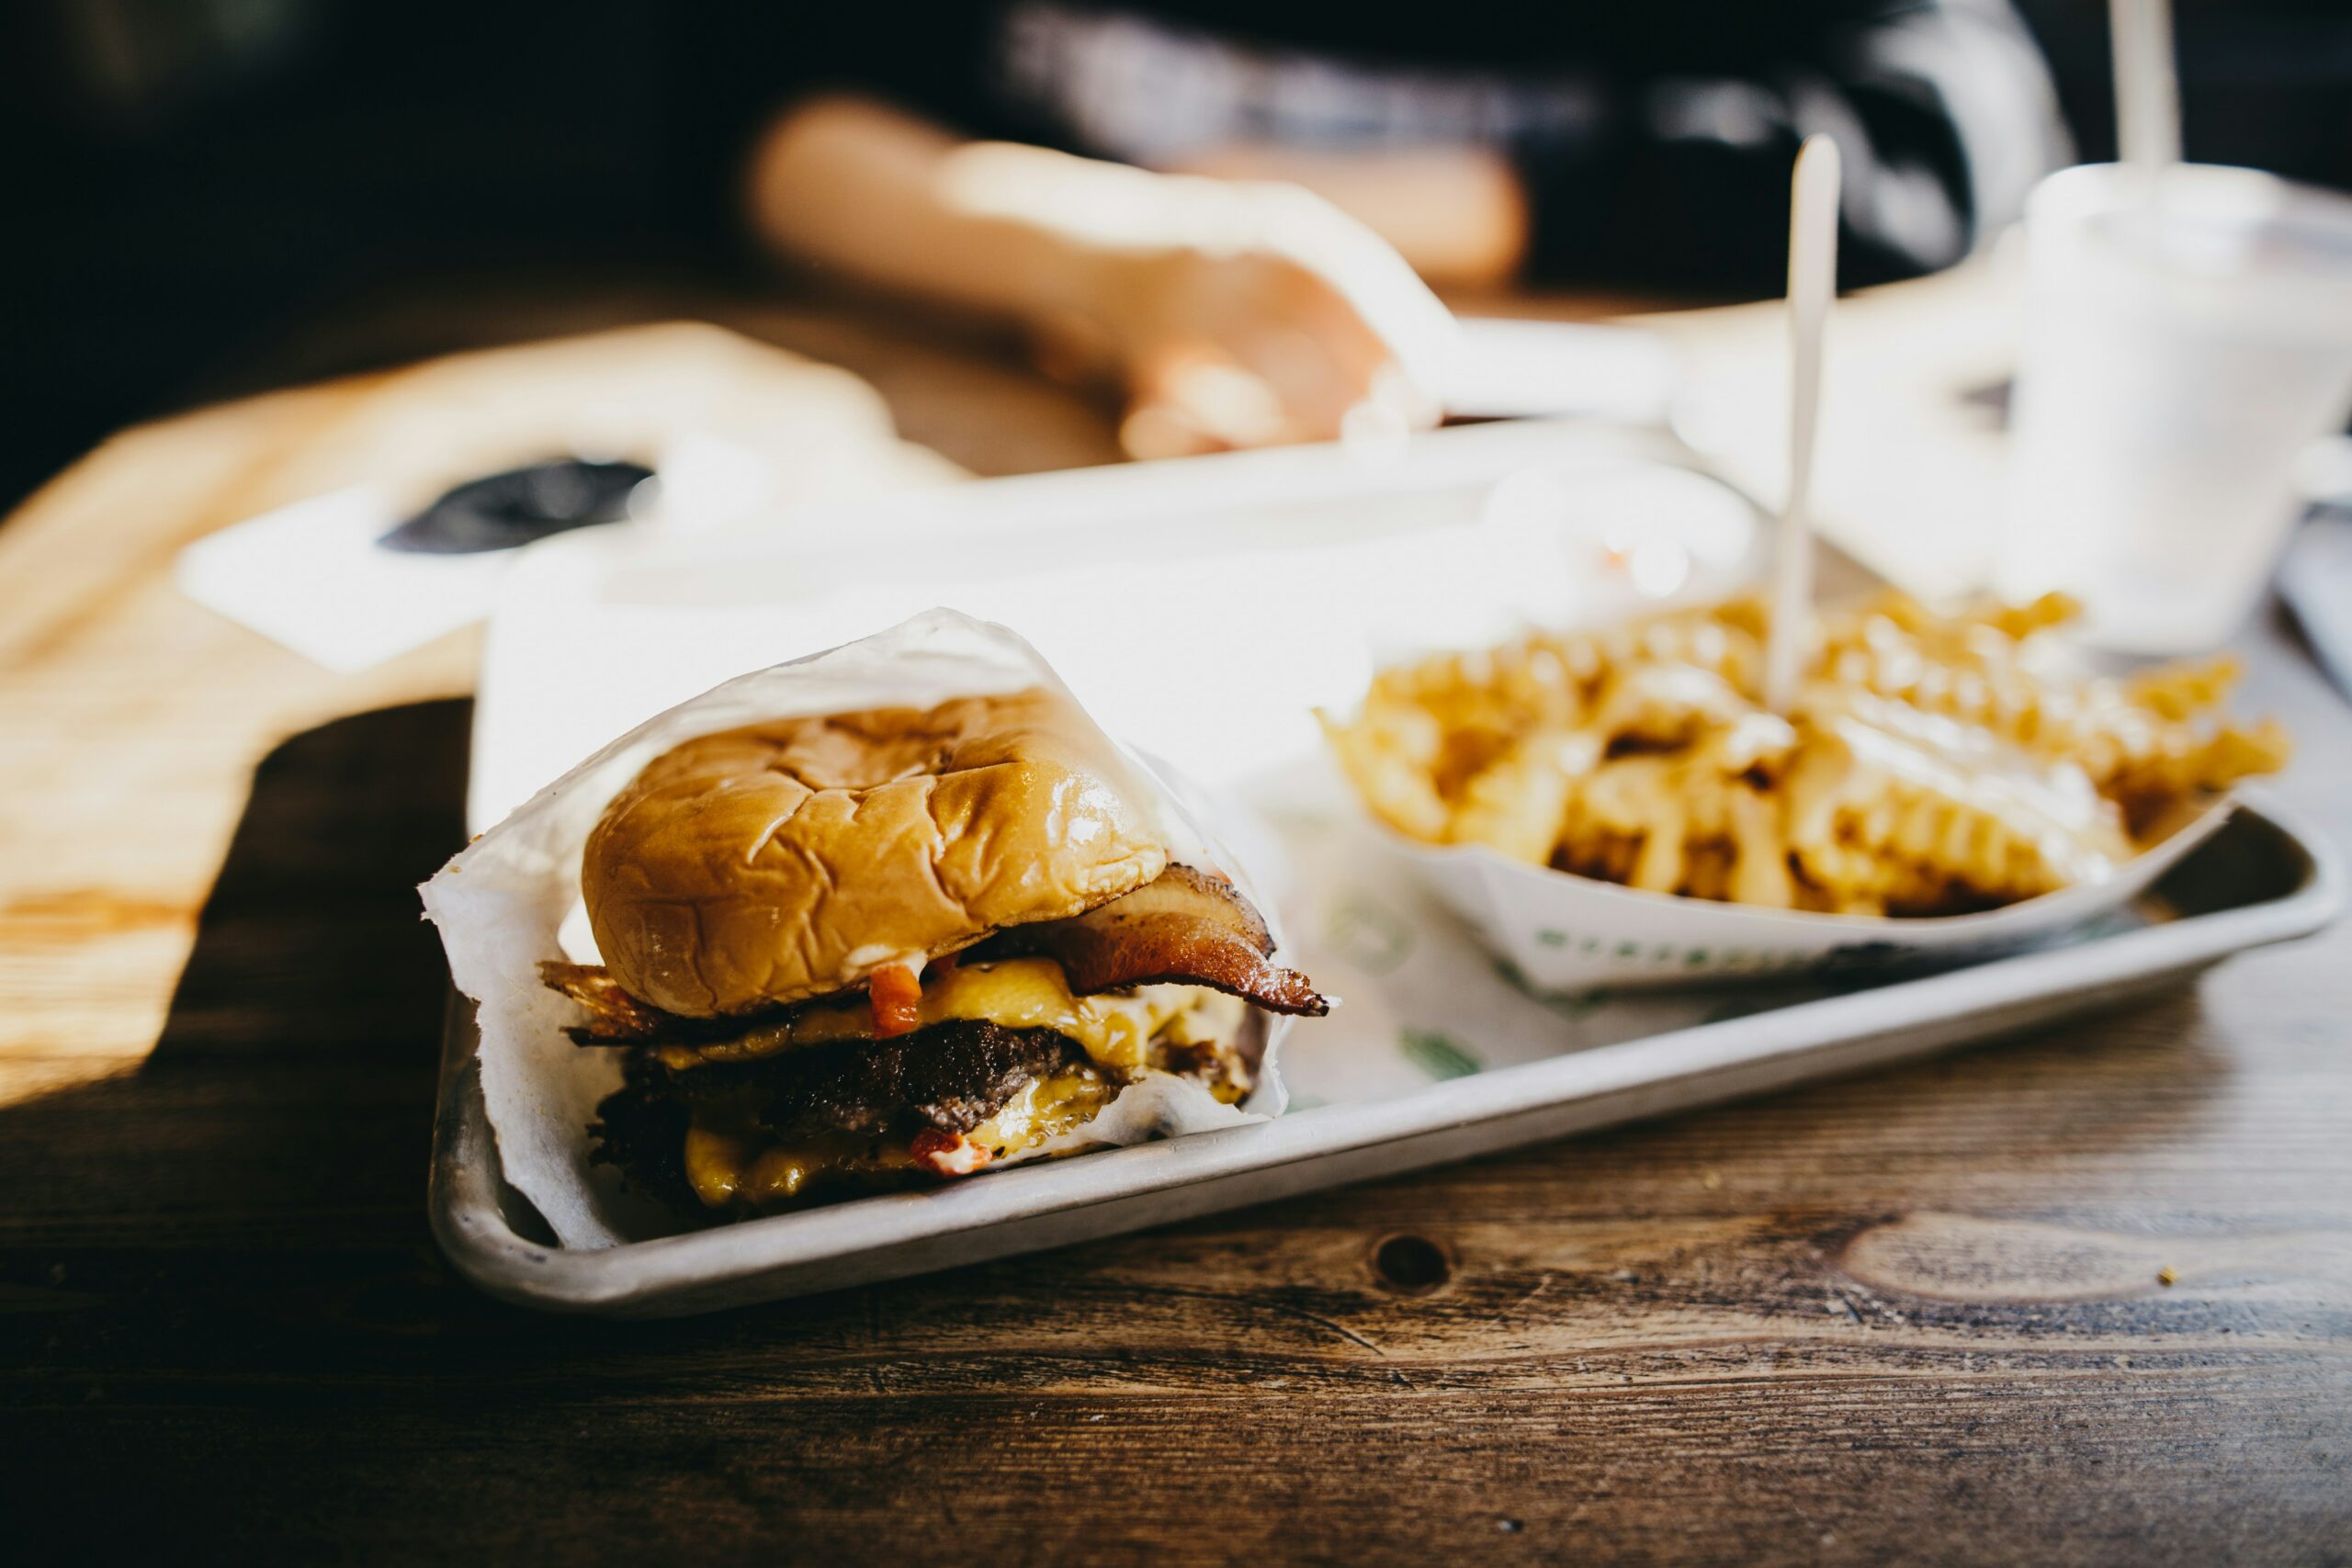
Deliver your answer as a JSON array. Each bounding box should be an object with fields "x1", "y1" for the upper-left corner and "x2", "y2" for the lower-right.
[{"x1": 1324, "y1": 592, "x2": 2290, "y2": 918}]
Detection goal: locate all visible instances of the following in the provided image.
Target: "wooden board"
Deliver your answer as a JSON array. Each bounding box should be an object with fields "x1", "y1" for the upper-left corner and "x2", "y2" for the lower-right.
[{"x1": 2, "y1": 285, "x2": 2347, "y2": 1563}]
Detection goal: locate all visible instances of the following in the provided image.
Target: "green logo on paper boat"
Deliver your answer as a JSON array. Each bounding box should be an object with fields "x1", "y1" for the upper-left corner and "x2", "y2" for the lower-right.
[{"x1": 1398, "y1": 1028, "x2": 1486, "y2": 1080}]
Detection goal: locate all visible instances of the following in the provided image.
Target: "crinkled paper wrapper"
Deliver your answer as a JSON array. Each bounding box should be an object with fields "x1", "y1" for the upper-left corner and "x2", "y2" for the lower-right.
[
  {"x1": 420, "y1": 609, "x2": 1295, "y2": 1249},
  {"x1": 1375, "y1": 801, "x2": 2234, "y2": 996}
]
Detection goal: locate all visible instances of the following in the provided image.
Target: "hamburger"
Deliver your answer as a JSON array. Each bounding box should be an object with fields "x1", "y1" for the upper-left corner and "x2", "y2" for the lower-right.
[{"x1": 537, "y1": 684, "x2": 1328, "y2": 1218}]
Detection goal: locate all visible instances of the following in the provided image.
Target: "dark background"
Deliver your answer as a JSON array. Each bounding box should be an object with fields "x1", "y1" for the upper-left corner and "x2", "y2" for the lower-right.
[{"x1": 3, "y1": 0, "x2": 2347, "y2": 516}]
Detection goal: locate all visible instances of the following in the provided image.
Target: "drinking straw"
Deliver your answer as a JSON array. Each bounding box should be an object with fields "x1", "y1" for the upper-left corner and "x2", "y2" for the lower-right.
[
  {"x1": 2110, "y1": 0, "x2": 2182, "y2": 175},
  {"x1": 1763, "y1": 134, "x2": 1841, "y2": 716}
]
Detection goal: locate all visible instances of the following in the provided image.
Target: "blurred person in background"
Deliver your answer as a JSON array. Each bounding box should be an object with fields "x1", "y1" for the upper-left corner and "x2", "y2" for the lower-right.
[
  {"x1": 744, "y1": 2, "x2": 2071, "y2": 456},
  {"x1": 27, "y1": 0, "x2": 2344, "y2": 504}
]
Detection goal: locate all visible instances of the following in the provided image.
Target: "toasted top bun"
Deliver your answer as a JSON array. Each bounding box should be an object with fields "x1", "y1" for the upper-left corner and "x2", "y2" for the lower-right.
[{"x1": 582, "y1": 687, "x2": 1169, "y2": 1017}]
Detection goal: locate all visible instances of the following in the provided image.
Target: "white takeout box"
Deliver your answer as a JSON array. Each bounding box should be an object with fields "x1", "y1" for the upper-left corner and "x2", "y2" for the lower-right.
[{"x1": 1379, "y1": 802, "x2": 2236, "y2": 996}]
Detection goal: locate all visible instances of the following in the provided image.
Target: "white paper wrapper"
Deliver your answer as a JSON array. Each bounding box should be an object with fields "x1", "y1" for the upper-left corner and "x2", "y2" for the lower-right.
[
  {"x1": 1372, "y1": 799, "x2": 2234, "y2": 996},
  {"x1": 420, "y1": 609, "x2": 1297, "y2": 1249}
]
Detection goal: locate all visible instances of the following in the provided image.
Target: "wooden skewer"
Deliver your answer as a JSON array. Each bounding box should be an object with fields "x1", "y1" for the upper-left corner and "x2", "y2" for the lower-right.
[{"x1": 1762, "y1": 134, "x2": 1842, "y2": 716}]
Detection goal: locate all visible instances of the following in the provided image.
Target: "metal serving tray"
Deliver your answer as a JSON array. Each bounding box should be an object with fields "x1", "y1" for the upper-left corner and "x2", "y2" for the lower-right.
[{"x1": 427, "y1": 423, "x2": 2342, "y2": 1316}]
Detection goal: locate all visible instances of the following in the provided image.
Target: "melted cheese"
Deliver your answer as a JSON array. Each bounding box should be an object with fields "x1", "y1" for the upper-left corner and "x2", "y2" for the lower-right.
[
  {"x1": 680, "y1": 1067, "x2": 1120, "y2": 1210},
  {"x1": 966, "y1": 1069, "x2": 1114, "y2": 1156},
  {"x1": 682, "y1": 1122, "x2": 922, "y2": 1210},
  {"x1": 661, "y1": 958, "x2": 1242, "y2": 1074}
]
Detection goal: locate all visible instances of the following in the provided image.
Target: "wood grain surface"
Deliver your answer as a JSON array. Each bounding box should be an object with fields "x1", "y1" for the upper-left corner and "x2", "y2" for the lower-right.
[{"x1": 2, "y1": 284, "x2": 2348, "y2": 1566}]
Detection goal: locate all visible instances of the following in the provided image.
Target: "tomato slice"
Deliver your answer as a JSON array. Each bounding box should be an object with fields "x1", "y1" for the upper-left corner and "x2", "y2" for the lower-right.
[{"x1": 868, "y1": 961, "x2": 923, "y2": 1039}]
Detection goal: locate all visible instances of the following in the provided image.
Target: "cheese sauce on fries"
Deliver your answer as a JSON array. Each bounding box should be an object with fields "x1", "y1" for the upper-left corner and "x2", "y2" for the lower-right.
[{"x1": 1325, "y1": 592, "x2": 2289, "y2": 917}]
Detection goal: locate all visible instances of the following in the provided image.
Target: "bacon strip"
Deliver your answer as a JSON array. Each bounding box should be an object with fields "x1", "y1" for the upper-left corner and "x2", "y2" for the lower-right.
[
  {"x1": 968, "y1": 864, "x2": 1329, "y2": 1017},
  {"x1": 539, "y1": 961, "x2": 670, "y2": 1043}
]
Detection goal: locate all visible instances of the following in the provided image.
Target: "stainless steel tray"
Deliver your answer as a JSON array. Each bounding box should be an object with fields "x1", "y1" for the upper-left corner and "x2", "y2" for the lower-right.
[
  {"x1": 432, "y1": 798, "x2": 2336, "y2": 1316},
  {"x1": 426, "y1": 423, "x2": 2341, "y2": 1315}
]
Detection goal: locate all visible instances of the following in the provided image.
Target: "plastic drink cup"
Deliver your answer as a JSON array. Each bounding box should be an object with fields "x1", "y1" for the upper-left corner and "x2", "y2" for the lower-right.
[{"x1": 1999, "y1": 163, "x2": 2352, "y2": 652}]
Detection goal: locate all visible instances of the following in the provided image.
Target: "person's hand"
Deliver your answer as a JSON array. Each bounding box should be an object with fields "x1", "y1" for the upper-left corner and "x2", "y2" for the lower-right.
[{"x1": 1032, "y1": 179, "x2": 1460, "y2": 458}]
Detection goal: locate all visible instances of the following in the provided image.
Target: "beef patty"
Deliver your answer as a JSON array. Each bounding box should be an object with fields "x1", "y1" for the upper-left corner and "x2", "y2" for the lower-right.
[
  {"x1": 591, "y1": 1020, "x2": 1091, "y2": 1213},
  {"x1": 664, "y1": 1018, "x2": 1090, "y2": 1137}
]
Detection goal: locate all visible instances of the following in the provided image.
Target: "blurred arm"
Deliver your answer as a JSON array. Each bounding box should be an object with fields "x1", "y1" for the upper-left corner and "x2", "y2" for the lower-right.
[
  {"x1": 745, "y1": 95, "x2": 1457, "y2": 455},
  {"x1": 747, "y1": 94, "x2": 1108, "y2": 324},
  {"x1": 1166, "y1": 144, "x2": 1530, "y2": 290}
]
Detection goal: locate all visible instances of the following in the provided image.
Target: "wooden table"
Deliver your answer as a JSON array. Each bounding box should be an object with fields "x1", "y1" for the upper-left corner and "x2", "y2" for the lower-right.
[{"x1": 5, "y1": 282, "x2": 2349, "y2": 1564}]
